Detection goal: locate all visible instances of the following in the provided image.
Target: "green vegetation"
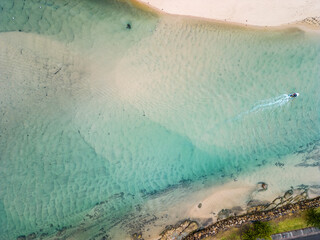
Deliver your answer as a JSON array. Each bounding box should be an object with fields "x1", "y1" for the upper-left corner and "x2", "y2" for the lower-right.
[
  {"x1": 272, "y1": 213, "x2": 307, "y2": 234},
  {"x1": 217, "y1": 228, "x2": 241, "y2": 240},
  {"x1": 241, "y1": 221, "x2": 272, "y2": 240},
  {"x1": 305, "y1": 208, "x2": 320, "y2": 228},
  {"x1": 208, "y1": 207, "x2": 320, "y2": 240}
]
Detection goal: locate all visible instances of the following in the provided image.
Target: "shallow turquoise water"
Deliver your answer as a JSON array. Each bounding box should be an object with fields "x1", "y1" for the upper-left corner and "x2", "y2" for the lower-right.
[{"x1": 0, "y1": 0, "x2": 319, "y2": 239}]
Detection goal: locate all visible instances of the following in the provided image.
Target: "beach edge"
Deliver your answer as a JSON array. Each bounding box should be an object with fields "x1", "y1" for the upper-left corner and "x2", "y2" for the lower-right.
[{"x1": 129, "y1": 0, "x2": 320, "y2": 31}]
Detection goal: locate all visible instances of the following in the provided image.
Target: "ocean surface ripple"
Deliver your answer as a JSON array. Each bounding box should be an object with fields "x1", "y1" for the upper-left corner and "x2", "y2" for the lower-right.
[{"x1": 0, "y1": 0, "x2": 319, "y2": 239}]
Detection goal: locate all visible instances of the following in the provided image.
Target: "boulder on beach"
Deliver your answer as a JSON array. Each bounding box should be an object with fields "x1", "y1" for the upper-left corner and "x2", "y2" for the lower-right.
[
  {"x1": 217, "y1": 209, "x2": 232, "y2": 220},
  {"x1": 160, "y1": 220, "x2": 199, "y2": 240},
  {"x1": 257, "y1": 182, "x2": 268, "y2": 191}
]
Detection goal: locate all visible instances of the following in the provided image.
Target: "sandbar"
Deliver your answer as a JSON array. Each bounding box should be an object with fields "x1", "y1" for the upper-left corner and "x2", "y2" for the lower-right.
[{"x1": 133, "y1": 0, "x2": 320, "y2": 27}]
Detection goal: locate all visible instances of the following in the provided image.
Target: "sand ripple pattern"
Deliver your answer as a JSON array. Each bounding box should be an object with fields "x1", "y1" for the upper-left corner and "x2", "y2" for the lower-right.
[{"x1": 0, "y1": 1, "x2": 320, "y2": 239}]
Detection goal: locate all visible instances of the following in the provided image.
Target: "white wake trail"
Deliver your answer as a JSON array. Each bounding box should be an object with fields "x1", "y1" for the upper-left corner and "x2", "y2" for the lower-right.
[{"x1": 235, "y1": 94, "x2": 291, "y2": 120}]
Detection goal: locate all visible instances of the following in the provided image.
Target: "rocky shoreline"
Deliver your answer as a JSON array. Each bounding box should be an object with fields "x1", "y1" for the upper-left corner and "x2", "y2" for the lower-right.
[
  {"x1": 158, "y1": 188, "x2": 320, "y2": 240},
  {"x1": 183, "y1": 197, "x2": 320, "y2": 240}
]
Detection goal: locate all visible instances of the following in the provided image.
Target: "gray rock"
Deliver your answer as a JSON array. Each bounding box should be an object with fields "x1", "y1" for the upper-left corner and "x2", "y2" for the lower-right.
[
  {"x1": 284, "y1": 190, "x2": 293, "y2": 199},
  {"x1": 231, "y1": 206, "x2": 244, "y2": 216},
  {"x1": 247, "y1": 199, "x2": 268, "y2": 207},
  {"x1": 217, "y1": 209, "x2": 232, "y2": 220}
]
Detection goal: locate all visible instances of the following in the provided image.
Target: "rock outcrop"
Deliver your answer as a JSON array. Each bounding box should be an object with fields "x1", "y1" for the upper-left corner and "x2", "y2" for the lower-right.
[{"x1": 160, "y1": 220, "x2": 199, "y2": 240}]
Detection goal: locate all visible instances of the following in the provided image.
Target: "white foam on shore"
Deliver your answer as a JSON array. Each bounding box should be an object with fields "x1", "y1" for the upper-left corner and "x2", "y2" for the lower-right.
[{"x1": 134, "y1": 0, "x2": 320, "y2": 27}]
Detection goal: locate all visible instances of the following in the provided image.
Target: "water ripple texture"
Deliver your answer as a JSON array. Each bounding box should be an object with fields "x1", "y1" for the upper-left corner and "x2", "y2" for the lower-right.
[{"x1": 0, "y1": 0, "x2": 319, "y2": 239}]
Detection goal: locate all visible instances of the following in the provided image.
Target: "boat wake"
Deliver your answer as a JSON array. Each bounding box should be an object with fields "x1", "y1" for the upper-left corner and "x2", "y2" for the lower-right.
[{"x1": 235, "y1": 94, "x2": 292, "y2": 120}]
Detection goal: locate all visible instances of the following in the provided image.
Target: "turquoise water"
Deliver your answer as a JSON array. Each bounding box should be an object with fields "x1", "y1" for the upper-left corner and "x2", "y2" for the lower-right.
[{"x1": 0, "y1": 0, "x2": 320, "y2": 239}]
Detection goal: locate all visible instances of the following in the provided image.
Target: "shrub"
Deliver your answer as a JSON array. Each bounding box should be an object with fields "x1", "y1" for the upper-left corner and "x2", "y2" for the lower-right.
[
  {"x1": 305, "y1": 208, "x2": 320, "y2": 228},
  {"x1": 241, "y1": 221, "x2": 272, "y2": 240}
]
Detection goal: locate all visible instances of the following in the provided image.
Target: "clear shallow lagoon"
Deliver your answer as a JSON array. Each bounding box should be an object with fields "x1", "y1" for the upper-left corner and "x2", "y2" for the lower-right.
[{"x1": 0, "y1": 0, "x2": 319, "y2": 239}]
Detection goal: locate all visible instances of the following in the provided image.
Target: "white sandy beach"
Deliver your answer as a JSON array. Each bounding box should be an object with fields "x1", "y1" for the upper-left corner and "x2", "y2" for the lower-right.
[{"x1": 135, "y1": 0, "x2": 320, "y2": 27}]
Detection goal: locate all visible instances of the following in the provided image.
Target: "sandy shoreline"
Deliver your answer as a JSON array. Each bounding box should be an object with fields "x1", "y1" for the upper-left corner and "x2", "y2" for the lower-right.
[
  {"x1": 132, "y1": 151, "x2": 320, "y2": 240},
  {"x1": 132, "y1": 0, "x2": 320, "y2": 28}
]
